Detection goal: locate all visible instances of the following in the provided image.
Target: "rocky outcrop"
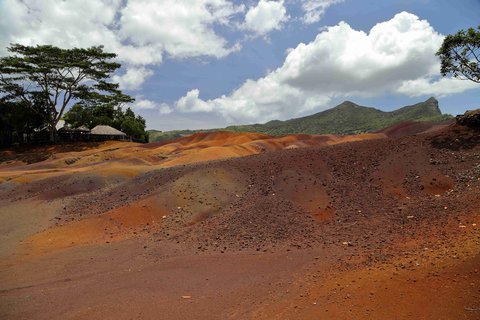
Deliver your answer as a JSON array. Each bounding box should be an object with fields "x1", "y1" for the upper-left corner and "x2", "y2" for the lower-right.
[{"x1": 456, "y1": 109, "x2": 480, "y2": 128}]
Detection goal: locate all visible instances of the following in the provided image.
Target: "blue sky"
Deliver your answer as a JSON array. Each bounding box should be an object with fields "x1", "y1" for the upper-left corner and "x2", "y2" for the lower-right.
[{"x1": 1, "y1": 0, "x2": 479, "y2": 130}]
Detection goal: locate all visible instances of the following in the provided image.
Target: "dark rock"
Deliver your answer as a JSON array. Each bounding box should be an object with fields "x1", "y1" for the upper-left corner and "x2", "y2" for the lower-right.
[{"x1": 456, "y1": 109, "x2": 480, "y2": 128}]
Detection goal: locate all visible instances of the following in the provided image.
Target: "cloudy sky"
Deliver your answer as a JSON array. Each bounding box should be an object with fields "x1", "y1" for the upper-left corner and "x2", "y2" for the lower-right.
[{"x1": 1, "y1": 0, "x2": 479, "y2": 130}]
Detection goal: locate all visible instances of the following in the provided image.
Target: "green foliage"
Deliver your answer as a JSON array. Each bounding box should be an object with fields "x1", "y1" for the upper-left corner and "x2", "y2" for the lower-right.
[
  {"x1": 63, "y1": 105, "x2": 148, "y2": 142},
  {"x1": 147, "y1": 129, "x2": 199, "y2": 142},
  {"x1": 0, "y1": 44, "x2": 134, "y2": 142},
  {"x1": 0, "y1": 99, "x2": 46, "y2": 145},
  {"x1": 148, "y1": 98, "x2": 452, "y2": 142},
  {"x1": 120, "y1": 112, "x2": 145, "y2": 138},
  {"x1": 436, "y1": 26, "x2": 480, "y2": 83},
  {"x1": 119, "y1": 107, "x2": 147, "y2": 141},
  {"x1": 62, "y1": 104, "x2": 89, "y2": 128}
]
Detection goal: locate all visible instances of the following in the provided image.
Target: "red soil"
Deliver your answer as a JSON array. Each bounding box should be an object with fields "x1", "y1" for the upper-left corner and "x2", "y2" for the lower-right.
[
  {"x1": 1, "y1": 123, "x2": 479, "y2": 319},
  {"x1": 378, "y1": 120, "x2": 453, "y2": 138}
]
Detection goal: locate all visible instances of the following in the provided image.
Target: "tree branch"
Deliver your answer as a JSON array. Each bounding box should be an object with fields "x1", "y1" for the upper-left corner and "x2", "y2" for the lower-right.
[
  {"x1": 466, "y1": 44, "x2": 480, "y2": 63},
  {"x1": 451, "y1": 47, "x2": 478, "y2": 79}
]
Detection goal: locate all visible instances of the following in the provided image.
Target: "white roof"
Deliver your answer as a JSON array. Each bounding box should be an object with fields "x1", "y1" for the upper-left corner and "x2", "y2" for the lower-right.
[{"x1": 90, "y1": 125, "x2": 126, "y2": 136}]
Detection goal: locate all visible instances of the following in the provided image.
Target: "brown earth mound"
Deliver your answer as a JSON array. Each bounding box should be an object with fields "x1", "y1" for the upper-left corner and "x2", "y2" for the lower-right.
[{"x1": 378, "y1": 120, "x2": 453, "y2": 138}]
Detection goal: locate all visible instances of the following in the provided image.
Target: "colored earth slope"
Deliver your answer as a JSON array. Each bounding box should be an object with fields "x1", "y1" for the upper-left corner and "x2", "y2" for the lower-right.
[{"x1": 0, "y1": 123, "x2": 478, "y2": 320}]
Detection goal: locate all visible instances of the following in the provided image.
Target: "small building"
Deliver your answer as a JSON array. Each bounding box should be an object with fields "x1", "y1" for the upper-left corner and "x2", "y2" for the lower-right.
[
  {"x1": 90, "y1": 125, "x2": 127, "y2": 141},
  {"x1": 76, "y1": 125, "x2": 91, "y2": 132},
  {"x1": 58, "y1": 125, "x2": 91, "y2": 141}
]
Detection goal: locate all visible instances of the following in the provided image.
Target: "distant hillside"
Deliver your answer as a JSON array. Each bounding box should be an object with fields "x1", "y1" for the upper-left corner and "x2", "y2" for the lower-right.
[
  {"x1": 148, "y1": 129, "x2": 198, "y2": 143},
  {"x1": 148, "y1": 97, "x2": 452, "y2": 142},
  {"x1": 225, "y1": 97, "x2": 451, "y2": 135}
]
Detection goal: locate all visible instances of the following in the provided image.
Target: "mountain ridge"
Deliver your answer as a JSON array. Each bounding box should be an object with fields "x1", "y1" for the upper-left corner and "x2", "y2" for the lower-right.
[{"x1": 149, "y1": 97, "x2": 452, "y2": 142}]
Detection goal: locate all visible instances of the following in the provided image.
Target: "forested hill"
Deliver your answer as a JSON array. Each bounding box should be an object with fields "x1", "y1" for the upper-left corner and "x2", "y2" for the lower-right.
[
  {"x1": 224, "y1": 97, "x2": 450, "y2": 135},
  {"x1": 149, "y1": 97, "x2": 452, "y2": 142}
]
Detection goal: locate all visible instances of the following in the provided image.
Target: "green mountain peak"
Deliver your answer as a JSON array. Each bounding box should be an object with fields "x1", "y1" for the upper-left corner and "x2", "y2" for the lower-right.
[{"x1": 149, "y1": 97, "x2": 452, "y2": 142}]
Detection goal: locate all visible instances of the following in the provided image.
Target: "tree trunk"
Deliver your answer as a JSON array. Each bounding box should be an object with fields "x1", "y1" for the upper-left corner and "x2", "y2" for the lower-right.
[{"x1": 49, "y1": 125, "x2": 57, "y2": 143}]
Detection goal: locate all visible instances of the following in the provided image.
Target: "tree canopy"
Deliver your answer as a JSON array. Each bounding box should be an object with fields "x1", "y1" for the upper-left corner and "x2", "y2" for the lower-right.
[
  {"x1": 0, "y1": 44, "x2": 134, "y2": 142},
  {"x1": 63, "y1": 104, "x2": 148, "y2": 142},
  {"x1": 436, "y1": 26, "x2": 480, "y2": 83}
]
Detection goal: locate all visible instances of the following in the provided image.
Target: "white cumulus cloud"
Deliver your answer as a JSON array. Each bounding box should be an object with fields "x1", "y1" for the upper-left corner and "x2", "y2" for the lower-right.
[
  {"x1": 176, "y1": 89, "x2": 214, "y2": 113},
  {"x1": 278, "y1": 12, "x2": 444, "y2": 94},
  {"x1": 172, "y1": 12, "x2": 476, "y2": 123},
  {"x1": 301, "y1": 0, "x2": 345, "y2": 24},
  {"x1": 113, "y1": 67, "x2": 154, "y2": 91},
  {"x1": 0, "y1": 0, "x2": 245, "y2": 92},
  {"x1": 397, "y1": 77, "x2": 479, "y2": 97},
  {"x1": 132, "y1": 98, "x2": 172, "y2": 114},
  {"x1": 119, "y1": 0, "x2": 244, "y2": 59},
  {"x1": 243, "y1": 0, "x2": 288, "y2": 36}
]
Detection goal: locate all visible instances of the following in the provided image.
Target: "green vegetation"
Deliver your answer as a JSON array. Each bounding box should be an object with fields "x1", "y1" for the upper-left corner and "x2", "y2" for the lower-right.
[
  {"x1": 226, "y1": 97, "x2": 451, "y2": 135},
  {"x1": 63, "y1": 104, "x2": 148, "y2": 142},
  {"x1": 147, "y1": 129, "x2": 198, "y2": 143},
  {"x1": 148, "y1": 97, "x2": 452, "y2": 142},
  {"x1": 437, "y1": 25, "x2": 480, "y2": 84},
  {"x1": 0, "y1": 44, "x2": 134, "y2": 143},
  {"x1": 0, "y1": 100, "x2": 45, "y2": 146}
]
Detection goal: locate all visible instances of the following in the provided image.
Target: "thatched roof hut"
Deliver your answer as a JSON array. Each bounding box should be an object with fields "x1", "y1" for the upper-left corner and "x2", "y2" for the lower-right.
[
  {"x1": 89, "y1": 125, "x2": 127, "y2": 141},
  {"x1": 57, "y1": 125, "x2": 91, "y2": 142},
  {"x1": 58, "y1": 125, "x2": 91, "y2": 134},
  {"x1": 90, "y1": 125, "x2": 126, "y2": 136},
  {"x1": 76, "y1": 125, "x2": 91, "y2": 132}
]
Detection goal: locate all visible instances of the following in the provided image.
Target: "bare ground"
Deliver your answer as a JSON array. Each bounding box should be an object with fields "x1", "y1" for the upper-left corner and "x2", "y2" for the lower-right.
[{"x1": 0, "y1": 124, "x2": 479, "y2": 319}]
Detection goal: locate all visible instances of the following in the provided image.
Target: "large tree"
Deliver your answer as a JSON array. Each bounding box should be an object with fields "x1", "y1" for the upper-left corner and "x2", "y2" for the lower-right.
[
  {"x1": 0, "y1": 44, "x2": 133, "y2": 142},
  {"x1": 436, "y1": 26, "x2": 480, "y2": 83}
]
